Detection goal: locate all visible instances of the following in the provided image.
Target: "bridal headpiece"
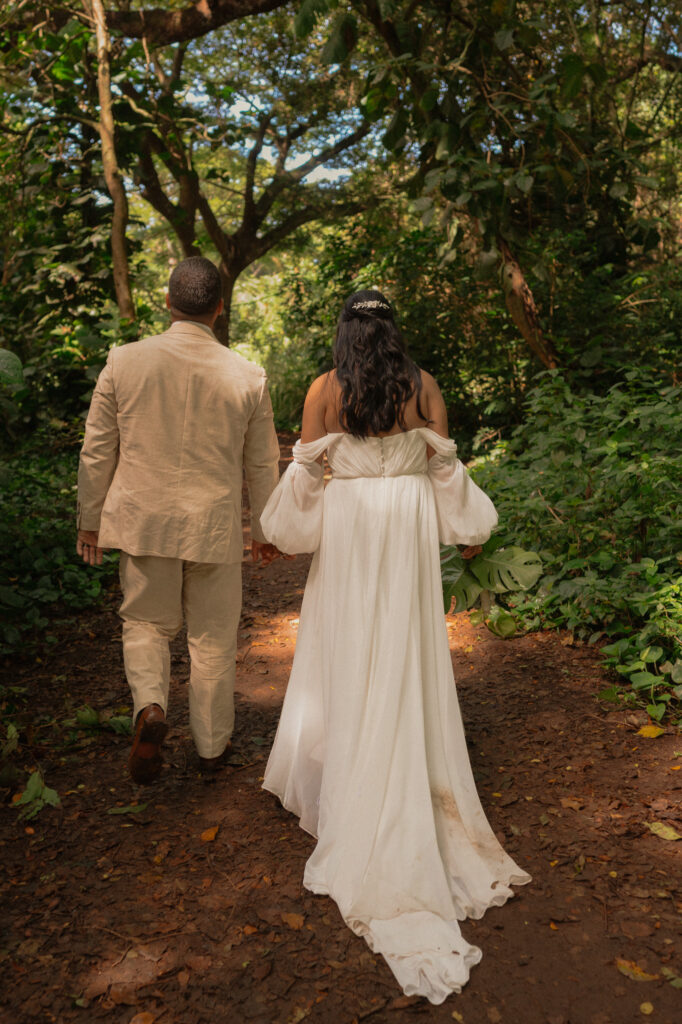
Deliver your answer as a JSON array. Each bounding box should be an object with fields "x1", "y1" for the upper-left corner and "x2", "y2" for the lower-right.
[{"x1": 351, "y1": 299, "x2": 391, "y2": 312}]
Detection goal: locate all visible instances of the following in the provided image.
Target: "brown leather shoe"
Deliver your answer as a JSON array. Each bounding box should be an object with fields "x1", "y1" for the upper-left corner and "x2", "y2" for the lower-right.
[
  {"x1": 128, "y1": 704, "x2": 168, "y2": 785},
  {"x1": 199, "y1": 742, "x2": 232, "y2": 773}
]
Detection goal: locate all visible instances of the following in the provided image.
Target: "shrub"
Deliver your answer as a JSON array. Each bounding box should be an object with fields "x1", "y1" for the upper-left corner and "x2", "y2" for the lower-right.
[
  {"x1": 469, "y1": 369, "x2": 682, "y2": 722},
  {"x1": 0, "y1": 427, "x2": 117, "y2": 653}
]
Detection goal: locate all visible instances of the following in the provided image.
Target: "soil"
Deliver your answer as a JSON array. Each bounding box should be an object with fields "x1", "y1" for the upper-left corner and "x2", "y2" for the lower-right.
[{"x1": 1, "y1": 435, "x2": 681, "y2": 1024}]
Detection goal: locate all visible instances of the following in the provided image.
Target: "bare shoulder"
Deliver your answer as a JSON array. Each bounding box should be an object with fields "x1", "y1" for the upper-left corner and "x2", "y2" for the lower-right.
[
  {"x1": 416, "y1": 367, "x2": 448, "y2": 434},
  {"x1": 304, "y1": 371, "x2": 339, "y2": 411},
  {"x1": 306, "y1": 370, "x2": 335, "y2": 397},
  {"x1": 418, "y1": 368, "x2": 445, "y2": 407},
  {"x1": 418, "y1": 368, "x2": 440, "y2": 394},
  {"x1": 301, "y1": 371, "x2": 336, "y2": 442}
]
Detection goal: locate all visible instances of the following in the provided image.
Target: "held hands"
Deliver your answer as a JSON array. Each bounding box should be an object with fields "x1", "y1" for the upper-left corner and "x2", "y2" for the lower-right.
[
  {"x1": 77, "y1": 530, "x2": 104, "y2": 566},
  {"x1": 459, "y1": 545, "x2": 482, "y2": 560},
  {"x1": 251, "y1": 540, "x2": 292, "y2": 567}
]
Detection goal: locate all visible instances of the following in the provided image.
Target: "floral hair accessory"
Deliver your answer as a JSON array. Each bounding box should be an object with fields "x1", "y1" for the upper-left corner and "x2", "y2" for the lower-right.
[{"x1": 351, "y1": 299, "x2": 391, "y2": 312}]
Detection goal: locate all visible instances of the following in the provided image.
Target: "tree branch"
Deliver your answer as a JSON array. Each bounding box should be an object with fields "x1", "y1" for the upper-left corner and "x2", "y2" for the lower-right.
[
  {"x1": 253, "y1": 121, "x2": 371, "y2": 223},
  {"x1": 136, "y1": 138, "x2": 200, "y2": 256},
  {"x1": 88, "y1": 0, "x2": 135, "y2": 319},
  {"x1": 5, "y1": 0, "x2": 290, "y2": 45},
  {"x1": 243, "y1": 115, "x2": 271, "y2": 227},
  {"x1": 614, "y1": 48, "x2": 682, "y2": 82},
  {"x1": 252, "y1": 199, "x2": 366, "y2": 260}
]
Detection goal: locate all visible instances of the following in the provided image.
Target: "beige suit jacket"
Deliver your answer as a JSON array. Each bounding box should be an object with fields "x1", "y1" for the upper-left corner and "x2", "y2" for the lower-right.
[{"x1": 77, "y1": 320, "x2": 280, "y2": 563}]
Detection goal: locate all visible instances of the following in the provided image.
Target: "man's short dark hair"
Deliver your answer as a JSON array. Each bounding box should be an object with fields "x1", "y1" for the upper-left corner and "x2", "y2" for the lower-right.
[{"x1": 168, "y1": 257, "x2": 222, "y2": 316}]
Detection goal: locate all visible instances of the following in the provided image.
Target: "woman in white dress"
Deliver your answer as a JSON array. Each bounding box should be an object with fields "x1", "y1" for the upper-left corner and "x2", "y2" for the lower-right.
[{"x1": 260, "y1": 290, "x2": 530, "y2": 1004}]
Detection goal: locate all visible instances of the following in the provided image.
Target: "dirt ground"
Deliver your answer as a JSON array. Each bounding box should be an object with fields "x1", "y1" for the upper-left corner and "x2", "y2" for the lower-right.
[{"x1": 1, "y1": 437, "x2": 681, "y2": 1024}]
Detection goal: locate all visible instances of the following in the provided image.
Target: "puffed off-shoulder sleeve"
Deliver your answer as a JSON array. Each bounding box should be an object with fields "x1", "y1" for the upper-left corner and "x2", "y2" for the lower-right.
[
  {"x1": 259, "y1": 436, "x2": 328, "y2": 554},
  {"x1": 421, "y1": 429, "x2": 499, "y2": 546}
]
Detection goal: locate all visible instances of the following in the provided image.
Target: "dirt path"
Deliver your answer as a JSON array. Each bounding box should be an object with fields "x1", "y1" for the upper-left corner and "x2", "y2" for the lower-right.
[{"x1": 1, "y1": 440, "x2": 681, "y2": 1024}]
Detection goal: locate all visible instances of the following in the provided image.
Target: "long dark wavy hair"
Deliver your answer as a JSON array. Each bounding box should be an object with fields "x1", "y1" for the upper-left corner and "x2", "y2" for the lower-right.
[{"x1": 333, "y1": 289, "x2": 425, "y2": 438}]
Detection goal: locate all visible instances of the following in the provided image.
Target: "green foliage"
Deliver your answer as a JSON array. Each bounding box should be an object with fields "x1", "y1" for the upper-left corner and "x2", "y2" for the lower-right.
[
  {"x1": 65, "y1": 705, "x2": 133, "y2": 737},
  {"x1": 471, "y1": 370, "x2": 682, "y2": 720},
  {"x1": 0, "y1": 429, "x2": 117, "y2": 653},
  {"x1": 14, "y1": 769, "x2": 60, "y2": 821},
  {"x1": 441, "y1": 537, "x2": 543, "y2": 638},
  {"x1": 338, "y1": 0, "x2": 682, "y2": 268},
  {"x1": 0, "y1": 349, "x2": 23, "y2": 389},
  {"x1": 231, "y1": 271, "x2": 322, "y2": 429},
  {"x1": 0, "y1": 347, "x2": 24, "y2": 436}
]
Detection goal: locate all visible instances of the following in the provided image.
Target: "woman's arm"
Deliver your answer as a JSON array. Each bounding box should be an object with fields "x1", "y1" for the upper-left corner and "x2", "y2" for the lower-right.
[
  {"x1": 301, "y1": 373, "x2": 332, "y2": 444},
  {"x1": 422, "y1": 371, "x2": 482, "y2": 560},
  {"x1": 420, "y1": 370, "x2": 449, "y2": 439}
]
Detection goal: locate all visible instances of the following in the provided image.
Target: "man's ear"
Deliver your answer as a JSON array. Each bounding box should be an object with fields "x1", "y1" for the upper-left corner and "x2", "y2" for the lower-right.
[{"x1": 165, "y1": 293, "x2": 171, "y2": 309}]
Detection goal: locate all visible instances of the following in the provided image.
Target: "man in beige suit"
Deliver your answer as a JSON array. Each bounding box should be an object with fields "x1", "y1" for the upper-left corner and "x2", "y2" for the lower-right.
[{"x1": 76, "y1": 257, "x2": 281, "y2": 783}]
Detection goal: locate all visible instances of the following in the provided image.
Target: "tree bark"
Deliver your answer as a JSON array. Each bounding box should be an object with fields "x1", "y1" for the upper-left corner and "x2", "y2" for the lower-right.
[
  {"x1": 10, "y1": 1, "x2": 290, "y2": 45},
  {"x1": 214, "y1": 266, "x2": 237, "y2": 346},
  {"x1": 499, "y1": 241, "x2": 560, "y2": 369},
  {"x1": 88, "y1": 0, "x2": 135, "y2": 320}
]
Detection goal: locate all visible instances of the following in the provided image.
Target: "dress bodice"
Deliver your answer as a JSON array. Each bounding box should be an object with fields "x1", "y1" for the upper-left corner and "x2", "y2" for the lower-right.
[
  {"x1": 293, "y1": 427, "x2": 456, "y2": 479},
  {"x1": 260, "y1": 427, "x2": 498, "y2": 554},
  {"x1": 326, "y1": 430, "x2": 428, "y2": 478}
]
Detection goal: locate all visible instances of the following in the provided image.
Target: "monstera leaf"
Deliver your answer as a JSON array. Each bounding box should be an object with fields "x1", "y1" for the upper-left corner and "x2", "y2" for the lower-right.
[
  {"x1": 469, "y1": 545, "x2": 543, "y2": 593},
  {"x1": 0, "y1": 349, "x2": 23, "y2": 390},
  {"x1": 441, "y1": 548, "x2": 482, "y2": 612},
  {"x1": 485, "y1": 604, "x2": 518, "y2": 638},
  {"x1": 441, "y1": 541, "x2": 544, "y2": 635}
]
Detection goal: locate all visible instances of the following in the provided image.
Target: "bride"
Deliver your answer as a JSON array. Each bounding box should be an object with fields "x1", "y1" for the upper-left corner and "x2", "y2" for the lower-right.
[{"x1": 260, "y1": 289, "x2": 530, "y2": 1004}]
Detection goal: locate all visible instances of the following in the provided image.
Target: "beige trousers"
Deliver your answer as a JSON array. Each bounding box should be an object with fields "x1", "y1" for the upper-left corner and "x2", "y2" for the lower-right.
[{"x1": 119, "y1": 553, "x2": 242, "y2": 759}]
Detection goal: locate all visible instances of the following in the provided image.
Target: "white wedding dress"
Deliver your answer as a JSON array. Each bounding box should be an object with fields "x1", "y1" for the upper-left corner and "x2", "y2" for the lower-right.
[{"x1": 260, "y1": 428, "x2": 530, "y2": 1004}]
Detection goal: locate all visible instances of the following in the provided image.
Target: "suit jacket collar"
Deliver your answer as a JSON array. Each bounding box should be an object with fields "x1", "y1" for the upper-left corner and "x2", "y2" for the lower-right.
[{"x1": 166, "y1": 320, "x2": 218, "y2": 343}]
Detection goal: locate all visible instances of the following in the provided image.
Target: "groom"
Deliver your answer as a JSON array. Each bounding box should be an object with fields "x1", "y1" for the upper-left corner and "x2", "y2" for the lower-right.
[{"x1": 76, "y1": 257, "x2": 281, "y2": 783}]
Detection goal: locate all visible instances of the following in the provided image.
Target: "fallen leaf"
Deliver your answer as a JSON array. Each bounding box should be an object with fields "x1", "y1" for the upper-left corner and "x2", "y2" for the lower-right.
[
  {"x1": 615, "y1": 958, "x2": 659, "y2": 982},
  {"x1": 109, "y1": 986, "x2": 137, "y2": 1005},
  {"x1": 637, "y1": 725, "x2": 665, "y2": 738},
  {"x1": 287, "y1": 1008, "x2": 310, "y2": 1024},
  {"x1": 560, "y1": 797, "x2": 584, "y2": 811},
  {"x1": 639, "y1": 1003, "x2": 654, "y2": 1016},
  {"x1": 129, "y1": 1014, "x2": 157, "y2": 1024},
  {"x1": 242, "y1": 925, "x2": 258, "y2": 935},
  {"x1": 281, "y1": 912, "x2": 305, "y2": 930},
  {"x1": 186, "y1": 955, "x2": 212, "y2": 971},
  {"x1": 200, "y1": 826, "x2": 219, "y2": 842},
  {"x1": 451, "y1": 1012, "x2": 465, "y2": 1023},
  {"x1": 661, "y1": 967, "x2": 682, "y2": 989},
  {"x1": 487, "y1": 1009, "x2": 502, "y2": 1024},
  {"x1": 621, "y1": 921, "x2": 653, "y2": 939},
  {"x1": 645, "y1": 821, "x2": 682, "y2": 841},
  {"x1": 389, "y1": 996, "x2": 419, "y2": 1009},
  {"x1": 107, "y1": 803, "x2": 147, "y2": 816}
]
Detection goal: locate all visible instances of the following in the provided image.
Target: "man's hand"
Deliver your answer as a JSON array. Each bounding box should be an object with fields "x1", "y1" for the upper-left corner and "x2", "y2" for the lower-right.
[
  {"x1": 77, "y1": 530, "x2": 104, "y2": 566},
  {"x1": 460, "y1": 545, "x2": 482, "y2": 560},
  {"x1": 251, "y1": 540, "x2": 290, "y2": 566}
]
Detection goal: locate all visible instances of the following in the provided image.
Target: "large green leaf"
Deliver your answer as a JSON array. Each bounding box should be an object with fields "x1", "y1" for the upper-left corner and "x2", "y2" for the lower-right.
[
  {"x1": 486, "y1": 604, "x2": 518, "y2": 638},
  {"x1": 0, "y1": 349, "x2": 23, "y2": 390},
  {"x1": 470, "y1": 546, "x2": 543, "y2": 593},
  {"x1": 321, "y1": 13, "x2": 357, "y2": 64},
  {"x1": 441, "y1": 549, "x2": 483, "y2": 612},
  {"x1": 450, "y1": 571, "x2": 483, "y2": 613}
]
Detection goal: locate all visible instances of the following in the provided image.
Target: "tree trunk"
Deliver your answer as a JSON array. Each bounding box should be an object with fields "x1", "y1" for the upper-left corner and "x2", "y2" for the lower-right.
[
  {"x1": 214, "y1": 264, "x2": 237, "y2": 346},
  {"x1": 89, "y1": 0, "x2": 135, "y2": 320},
  {"x1": 498, "y1": 240, "x2": 559, "y2": 369}
]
